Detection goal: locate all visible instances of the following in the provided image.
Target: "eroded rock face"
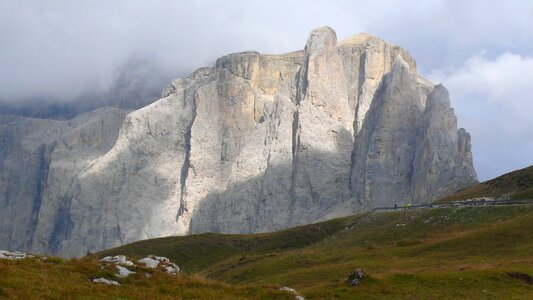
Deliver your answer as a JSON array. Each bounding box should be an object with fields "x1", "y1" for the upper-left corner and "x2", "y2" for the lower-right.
[
  {"x1": 0, "y1": 108, "x2": 128, "y2": 255},
  {"x1": 348, "y1": 57, "x2": 477, "y2": 208},
  {"x1": 0, "y1": 27, "x2": 476, "y2": 257}
]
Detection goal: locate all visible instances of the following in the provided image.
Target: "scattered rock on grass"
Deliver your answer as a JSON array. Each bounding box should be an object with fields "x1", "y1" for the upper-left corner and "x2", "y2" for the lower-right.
[
  {"x1": 138, "y1": 256, "x2": 160, "y2": 268},
  {"x1": 279, "y1": 287, "x2": 297, "y2": 294},
  {"x1": 164, "y1": 263, "x2": 180, "y2": 274},
  {"x1": 100, "y1": 255, "x2": 134, "y2": 266},
  {"x1": 138, "y1": 255, "x2": 180, "y2": 274},
  {"x1": 0, "y1": 250, "x2": 33, "y2": 260},
  {"x1": 94, "y1": 254, "x2": 180, "y2": 286},
  {"x1": 116, "y1": 265, "x2": 136, "y2": 278},
  {"x1": 92, "y1": 278, "x2": 121, "y2": 286},
  {"x1": 279, "y1": 286, "x2": 304, "y2": 300},
  {"x1": 346, "y1": 268, "x2": 365, "y2": 286}
]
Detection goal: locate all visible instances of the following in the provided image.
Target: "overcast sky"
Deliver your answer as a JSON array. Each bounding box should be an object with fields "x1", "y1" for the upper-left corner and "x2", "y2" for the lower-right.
[{"x1": 1, "y1": 0, "x2": 532, "y2": 180}]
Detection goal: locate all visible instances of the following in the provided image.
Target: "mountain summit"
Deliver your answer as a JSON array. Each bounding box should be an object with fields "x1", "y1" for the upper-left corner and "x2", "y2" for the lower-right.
[{"x1": 0, "y1": 27, "x2": 476, "y2": 256}]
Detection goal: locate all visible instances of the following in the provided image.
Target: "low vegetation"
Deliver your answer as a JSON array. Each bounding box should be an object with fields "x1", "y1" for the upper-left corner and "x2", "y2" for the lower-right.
[
  {"x1": 0, "y1": 256, "x2": 291, "y2": 299},
  {"x1": 98, "y1": 205, "x2": 533, "y2": 299},
  {"x1": 439, "y1": 165, "x2": 533, "y2": 203}
]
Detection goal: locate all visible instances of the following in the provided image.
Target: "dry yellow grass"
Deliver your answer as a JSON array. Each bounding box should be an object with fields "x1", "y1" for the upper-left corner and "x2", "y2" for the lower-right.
[{"x1": 0, "y1": 256, "x2": 292, "y2": 299}]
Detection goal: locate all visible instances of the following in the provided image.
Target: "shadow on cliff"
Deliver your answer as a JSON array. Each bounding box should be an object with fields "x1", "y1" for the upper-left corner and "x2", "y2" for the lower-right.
[{"x1": 188, "y1": 127, "x2": 362, "y2": 235}]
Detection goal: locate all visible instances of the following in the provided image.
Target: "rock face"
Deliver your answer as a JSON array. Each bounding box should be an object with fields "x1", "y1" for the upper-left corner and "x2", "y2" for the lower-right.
[
  {"x1": 0, "y1": 27, "x2": 476, "y2": 257},
  {"x1": 0, "y1": 108, "x2": 128, "y2": 254},
  {"x1": 349, "y1": 57, "x2": 476, "y2": 208}
]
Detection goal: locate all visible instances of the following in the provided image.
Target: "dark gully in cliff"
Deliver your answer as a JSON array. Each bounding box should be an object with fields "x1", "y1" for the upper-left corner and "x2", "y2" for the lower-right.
[{"x1": 0, "y1": 27, "x2": 476, "y2": 257}]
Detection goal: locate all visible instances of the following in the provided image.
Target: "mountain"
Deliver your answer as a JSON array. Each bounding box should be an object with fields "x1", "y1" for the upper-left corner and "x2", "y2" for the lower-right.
[{"x1": 0, "y1": 27, "x2": 476, "y2": 257}]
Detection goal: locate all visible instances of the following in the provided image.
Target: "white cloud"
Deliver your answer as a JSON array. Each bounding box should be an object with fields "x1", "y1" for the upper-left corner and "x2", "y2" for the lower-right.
[
  {"x1": 2, "y1": 0, "x2": 532, "y2": 102},
  {"x1": 431, "y1": 53, "x2": 533, "y2": 104},
  {"x1": 429, "y1": 52, "x2": 533, "y2": 180}
]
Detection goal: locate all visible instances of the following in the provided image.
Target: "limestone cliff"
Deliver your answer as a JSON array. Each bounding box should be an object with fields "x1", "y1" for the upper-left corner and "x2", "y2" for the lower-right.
[{"x1": 0, "y1": 27, "x2": 476, "y2": 257}]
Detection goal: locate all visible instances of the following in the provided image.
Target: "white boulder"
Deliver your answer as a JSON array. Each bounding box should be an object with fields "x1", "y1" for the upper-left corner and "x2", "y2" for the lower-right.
[
  {"x1": 116, "y1": 265, "x2": 136, "y2": 278},
  {"x1": 100, "y1": 255, "x2": 134, "y2": 266},
  {"x1": 137, "y1": 256, "x2": 160, "y2": 268},
  {"x1": 92, "y1": 278, "x2": 121, "y2": 286},
  {"x1": 0, "y1": 250, "x2": 33, "y2": 260}
]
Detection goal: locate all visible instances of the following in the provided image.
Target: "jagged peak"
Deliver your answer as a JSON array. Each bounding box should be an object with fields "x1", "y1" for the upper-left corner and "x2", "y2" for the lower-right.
[
  {"x1": 427, "y1": 83, "x2": 451, "y2": 107},
  {"x1": 309, "y1": 26, "x2": 336, "y2": 35},
  {"x1": 304, "y1": 26, "x2": 337, "y2": 56}
]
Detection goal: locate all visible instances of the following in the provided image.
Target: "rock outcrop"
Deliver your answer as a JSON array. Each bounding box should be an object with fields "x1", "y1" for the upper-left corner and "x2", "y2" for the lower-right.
[{"x1": 0, "y1": 27, "x2": 476, "y2": 257}]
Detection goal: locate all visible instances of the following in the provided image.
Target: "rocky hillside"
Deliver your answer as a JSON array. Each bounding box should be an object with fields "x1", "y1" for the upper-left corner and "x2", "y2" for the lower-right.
[
  {"x1": 0, "y1": 252, "x2": 292, "y2": 299},
  {"x1": 0, "y1": 27, "x2": 476, "y2": 257},
  {"x1": 438, "y1": 165, "x2": 533, "y2": 203}
]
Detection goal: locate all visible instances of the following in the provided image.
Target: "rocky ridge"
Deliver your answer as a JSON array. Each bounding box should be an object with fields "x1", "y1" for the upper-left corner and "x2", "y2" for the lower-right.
[{"x1": 0, "y1": 27, "x2": 476, "y2": 257}]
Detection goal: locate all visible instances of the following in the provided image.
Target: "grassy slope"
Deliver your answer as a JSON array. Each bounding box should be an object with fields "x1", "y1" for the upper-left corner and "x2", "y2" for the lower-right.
[
  {"x1": 99, "y1": 206, "x2": 533, "y2": 299},
  {"x1": 98, "y1": 217, "x2": 349, "y2": 273},
  {"x1": 439, "y1": 165, "x2": 533, "y2": 203},
  {"x1": 0, "y1": 257, "x2": 291, "y2": 299}
]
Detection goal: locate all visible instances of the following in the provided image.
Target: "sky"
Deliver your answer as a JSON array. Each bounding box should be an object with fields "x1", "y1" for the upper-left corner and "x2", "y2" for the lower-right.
[{"x1": 0, "y1": 0, "x2": 532, "y2": 180}]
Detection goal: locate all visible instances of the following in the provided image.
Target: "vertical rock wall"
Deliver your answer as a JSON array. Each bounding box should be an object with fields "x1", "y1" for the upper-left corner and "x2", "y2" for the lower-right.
[{"x1": 0, "y1": 27, "x2": 477, "y2": 257}]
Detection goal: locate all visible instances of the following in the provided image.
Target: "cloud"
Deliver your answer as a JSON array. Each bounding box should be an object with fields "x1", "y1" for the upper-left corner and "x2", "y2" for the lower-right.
[
  {"x1": 2, "y1": 0, "x2": 532, "y2": 102},
  {"x1": 0, "y1": 0, "x2": 365, "y2": 101},
  {"x1": 432, "y1": 53, "x2": 533, "y2": 101},
  {"x1": 429, "y1": 52, "x2": 533, "y2": 180}
]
